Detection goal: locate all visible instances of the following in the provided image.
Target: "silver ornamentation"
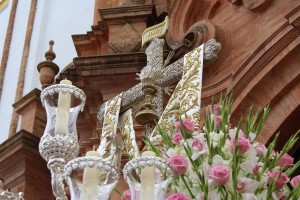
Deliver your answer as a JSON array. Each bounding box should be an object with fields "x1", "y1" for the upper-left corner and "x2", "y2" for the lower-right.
[
  {"x1": 0, "y1": 191, "x2": 24, "y2": 200},
  {"x1": 123, "y1": 156, "x2": 173, "y2": 177},
  {"x1": 39, "y1": 84, "x2": 86, "y2": 200},
  {"x1": 39, "y1": 134, "x2": 79, "y2": 163},
  {"x1": 98, "y1": 39, "x2": 221, "y2": 122},
  {"x1": 64, "y1": 157, "x2": 119, "y2": 180},
  {"x1": 64, "y1": 157, "x2": 119, "y2": 200},
  {"x1": 123, "y1": 156, "x2": 173, "y2": 200},
  {"x1": 41, "y1": 84, "x2": 86, "y2": 111}
]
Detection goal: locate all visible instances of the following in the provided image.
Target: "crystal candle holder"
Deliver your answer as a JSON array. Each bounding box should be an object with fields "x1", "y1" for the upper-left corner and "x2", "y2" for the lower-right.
[
  {"x1": 123, "y1": 156, "x2": 173, "y2": 200},
  {"x1": 0, "y1": 190, "x2": 24, "y2": 200},
  {"x1": 39, "y1": 84, "x2": 86, "y2": 200},
  {"x1": 64, "y1": 157, "x2": 119, "y2": 200}
]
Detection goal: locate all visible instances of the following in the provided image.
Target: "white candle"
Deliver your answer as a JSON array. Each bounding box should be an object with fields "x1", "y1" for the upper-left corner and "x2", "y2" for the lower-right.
[
  {"x1": 80, "y1": 150, "x2": 100, "y2": 200},
  {"x1": 54, "y1": 79, "x2": 72, "y2": 135},
  {"x1": 141, "y1": 151, "x2": 156, "y2": 200}
]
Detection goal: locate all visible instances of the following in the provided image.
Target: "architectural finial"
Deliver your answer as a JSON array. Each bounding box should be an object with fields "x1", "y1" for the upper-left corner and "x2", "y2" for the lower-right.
[
  {"x1": 37, "y1": 40, "x2": 59, "y2": 89},
  {"x1": 45, "y1": 40, "x2": 56, "y2": 61}
]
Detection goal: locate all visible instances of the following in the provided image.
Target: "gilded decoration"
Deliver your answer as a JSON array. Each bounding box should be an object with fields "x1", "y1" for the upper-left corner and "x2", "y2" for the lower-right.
[
  {"x1": 119, "y1": 109, "x2": 139, "y2": 159},
  {"x1": 150, "y1": 44, "x2": 204, "y2": 145},
  {"x1": 98, "y1": 95, "x2": 123, "y2": 167},
  {"x1": 98, "y1": 94, "x2": 139, "y2": 168}
]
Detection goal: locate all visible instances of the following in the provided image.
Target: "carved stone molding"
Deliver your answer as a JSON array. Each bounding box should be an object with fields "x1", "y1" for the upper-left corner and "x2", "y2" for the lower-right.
[
  {"x1": 228, "y1": 0, "x2": 273, "y2": 11},
  {"x1": 166, "y1": 20, "x2": 218, "y2": 61},
  {"x1": 109, "y1": 23, "x2": 141, "y2": 53}
]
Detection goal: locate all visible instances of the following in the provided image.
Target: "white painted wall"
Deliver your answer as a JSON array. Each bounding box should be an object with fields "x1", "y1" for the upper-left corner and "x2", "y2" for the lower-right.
[{"x1": 0, "y1": 0, "x2": 94, "y2": 143}]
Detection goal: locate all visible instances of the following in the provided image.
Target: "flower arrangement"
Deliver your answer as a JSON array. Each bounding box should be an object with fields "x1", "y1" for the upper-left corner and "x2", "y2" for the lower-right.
[{"x1": 122, "y1": 95, "x2": 300, "y2": 200}]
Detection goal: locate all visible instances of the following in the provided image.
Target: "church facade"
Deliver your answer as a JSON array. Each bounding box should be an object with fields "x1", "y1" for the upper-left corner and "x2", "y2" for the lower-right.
[{"x1": 0, "y1": 0, "x2": 299, "y2": 199}]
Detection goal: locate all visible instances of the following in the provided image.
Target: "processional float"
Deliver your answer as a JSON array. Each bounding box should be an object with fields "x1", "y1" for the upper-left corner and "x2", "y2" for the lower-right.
[{"x1": 36, "y1": 16, "x2": 221, "y2": 200}]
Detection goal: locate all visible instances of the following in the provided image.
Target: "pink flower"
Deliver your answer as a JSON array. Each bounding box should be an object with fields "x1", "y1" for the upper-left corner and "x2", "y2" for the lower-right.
[
  {"x1": 166, "y1": 193, "x2": 189, "y2": 200},
  {"x1": 168, "y1": 155, "x2": 188, "y2": 176},
  {"x1": 174, "y1": 119, "x2": 194, "y2": 133},
  {"x1": 291, "y1": 175, "x2": 300, "y2": 188},
  {"x1": 172, "y1": 132, "x2": 183, "y2": 145},
  {"x1": 207, "y1": 165, "x2": 231, "y2": 185},
  {"x1": 254, "y1": 142, "x2": 267, "y2": 157},
  {"x1": 214, "y1": 115, "x2": 221, "y2": 130},
  {"x1": 268, "y1": 170, "x2": 289, "y2": 189},
  {"x1": 277, "y1": 153, "x2": 294, "y2": 169},
  {"x1": 206, "y1": 104, "x2": 219, "y2": 116},
  {"x1": 192, "y1": 139, "x2": 203, "y2": 151},
  {"x1": 229, "y1": 136, "x2": 250, "y2": 155},
  {"x1": 252, "y1": 163, "x2": 262, "y2": 175},
  {"x1": 121, "y1": 189, "x2": 131, "y2": 200}
]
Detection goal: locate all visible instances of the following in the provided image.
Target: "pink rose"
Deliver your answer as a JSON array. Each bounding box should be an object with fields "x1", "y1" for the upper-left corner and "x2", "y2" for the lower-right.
[
  {"x1": 168, "y1": 155, "x2": 188, "y2": 176},
  {"x1": 206, "y1": 104, "x2": 219, "y2": 117},
  {"x1": 172, "y1": 132, "x2": 183, "y2": 145},
  {"x1": 268, "y1": 170, "x2": 289, "y2": 189},
  {"x1": 214, "y1": 115, "x2": 221, "y2": 130},
  {"x1": 254, "y1": 142, "x2": 267, "y2": 157},
  {"x1": 277, "y1": 153, "x2": 294, "y2": 169},
  {"x1": 166, "y1": 193, "x2": 189, "y2": 200},
  {"x1": 291, "y1": 175, "x2": 300, "y2": 188},
  {"x1": 174, "y1": 119, "x2": 194, "y2": 133},
  {"x1": 229, "y1": 136, "x2": 250, "y2": 155},
  {"x1": 192, "y1": 139, "x2": 203, "y2": 151},
  {"x1": 207, "y1": 165, "x2": 231, "y2": 185},
  {"x1": 121, "y1": 189, "x2": 131, "y2": 200}
]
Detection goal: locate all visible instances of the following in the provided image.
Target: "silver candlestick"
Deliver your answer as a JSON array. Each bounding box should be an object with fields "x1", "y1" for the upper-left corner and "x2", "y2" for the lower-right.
[{"x1": 39, "y1": 84, "x2": 86, "y2": 200}]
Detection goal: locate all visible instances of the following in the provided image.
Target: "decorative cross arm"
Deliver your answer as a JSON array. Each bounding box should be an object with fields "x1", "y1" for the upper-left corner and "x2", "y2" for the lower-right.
[{"x1": 98, "y1": 39, "x2": 221, "y2": 122}]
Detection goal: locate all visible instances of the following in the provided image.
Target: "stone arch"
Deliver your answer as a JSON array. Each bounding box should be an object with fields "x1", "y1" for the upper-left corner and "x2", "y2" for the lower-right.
[{"x1": 230, "y1": 44, "x2": 300, "y2": 148}]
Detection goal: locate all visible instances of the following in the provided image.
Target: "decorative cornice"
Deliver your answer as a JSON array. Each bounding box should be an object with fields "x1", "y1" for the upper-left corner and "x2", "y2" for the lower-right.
[
  {"x1": 73, "y1": 52, "x2": 147, "y2": 76},
  {"x1": 0, "y1": 130, "x2": 40, "y2": 159},
  {"x1": 99, "y1": 4, "x2": 153, "y2": 24},
  {"x1": 12, "y1": 88, "x2": 41, "y2": 114}
]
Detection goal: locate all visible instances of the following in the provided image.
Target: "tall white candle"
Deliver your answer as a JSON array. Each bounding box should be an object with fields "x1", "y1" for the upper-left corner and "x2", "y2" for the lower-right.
[
  {"x1": 141, "y1": 151, "x2": 156, "y2": 200},
  {"x1": 55, "y1": 79, "x2": 72, "y2": 135},
  {"x1": 80, "y1": 150, "x2": 100, "y2": 200}
]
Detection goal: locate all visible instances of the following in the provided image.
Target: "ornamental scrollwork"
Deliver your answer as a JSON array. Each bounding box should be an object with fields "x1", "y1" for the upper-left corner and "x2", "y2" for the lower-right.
[{"x1": 97, "y1": 39, "x2": 221, "y2": 122}]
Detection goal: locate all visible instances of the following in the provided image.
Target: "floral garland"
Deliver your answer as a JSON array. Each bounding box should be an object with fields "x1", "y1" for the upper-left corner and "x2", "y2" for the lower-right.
[{"x1": 121, "y1": 96, "x2": 300, "y2": 200}]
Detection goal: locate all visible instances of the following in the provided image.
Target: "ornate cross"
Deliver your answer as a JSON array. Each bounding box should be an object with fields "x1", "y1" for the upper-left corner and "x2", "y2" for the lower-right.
[
  {"x1": 98, "y1": 38, "x2": 221, "y2": 127},
  {"x1": 97, "y1": 19, "x2": 221, "y2": 167}
]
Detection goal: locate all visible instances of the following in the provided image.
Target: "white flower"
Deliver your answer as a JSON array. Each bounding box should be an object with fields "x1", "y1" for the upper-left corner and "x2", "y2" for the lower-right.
[
  {"x1": 242, "y1": 193, "x2": 258, "y2": 200},
  {"x1": 212, "y1": 155, "x2": 230, "y2": 166},
  {"x1": 150, "y1": 134, "x2": 162, "y2": 145},
  {"x1": 209, "y1": 131, "x2": 221, "y2": 148},
  {"x1": 248, "y1": 132, "x2": 256, "y2": 142},
  {"x1": 166, "y1": 148, "x2": 177, "y2": 158},
  {"x1": 240, "y1": 150, "x2": 257, "y2": 174},
  {"x1": 191, "y1": 150, "x2": 206, "y2": 160},
  {"x1": 228, "y1": 128, "x2": 244, "y2": 139},
  {"x1": 256, "y1": 190, "x2": 267, "y2": 200},
  {"x1": 237, "y1": 177, "x2": 260, "y2": 193}
]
